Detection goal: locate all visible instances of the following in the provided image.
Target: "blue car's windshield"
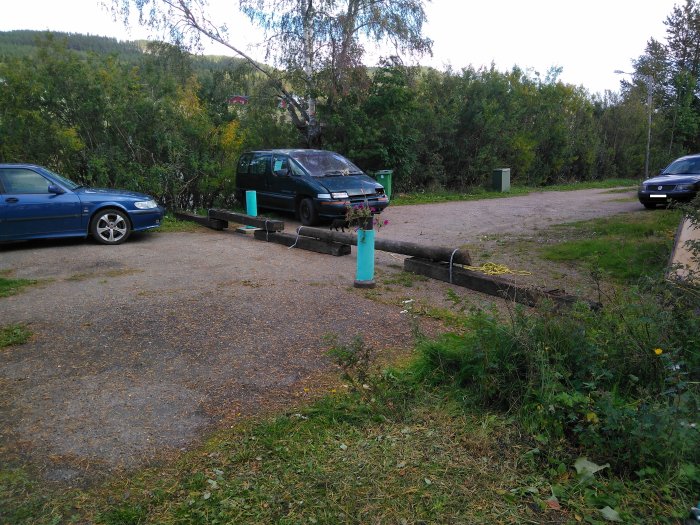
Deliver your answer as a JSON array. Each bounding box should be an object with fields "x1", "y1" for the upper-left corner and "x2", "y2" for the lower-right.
[
  {"x1": 44, "y1": 168, "x2": 82, "y2": 190},
  {"x1": 290, "y1": 151, "x2": 363, "y2": 178},
  {"x1": 663, "y1": 158, "x2": 700, "y2": 175}
]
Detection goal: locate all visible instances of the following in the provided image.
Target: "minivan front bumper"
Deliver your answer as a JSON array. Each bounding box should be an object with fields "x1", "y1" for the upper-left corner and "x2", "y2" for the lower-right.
[{"x1": 316, "y1": 194, "x2": 390, "y2": 219}]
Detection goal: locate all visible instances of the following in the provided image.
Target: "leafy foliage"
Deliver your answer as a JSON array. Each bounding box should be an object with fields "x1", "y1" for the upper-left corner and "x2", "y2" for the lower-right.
[
  {"x1": 412, "y1": 280, "x2": 700, "y2": 479},
  {"x1": 0, "y1": 35, "x2": 292, "y2": 209}
]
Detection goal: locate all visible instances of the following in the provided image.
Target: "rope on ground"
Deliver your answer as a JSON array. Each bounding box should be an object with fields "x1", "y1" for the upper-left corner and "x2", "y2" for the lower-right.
[
  {"x1": 448, "y1": 248, "x2": 459, "y2": 284},
  {"x1": 289, "y1": 226, "x2": 304, "y2": 249},
  {"x1": 462, "y1": 262, "x2": 532, "y2": 276}
]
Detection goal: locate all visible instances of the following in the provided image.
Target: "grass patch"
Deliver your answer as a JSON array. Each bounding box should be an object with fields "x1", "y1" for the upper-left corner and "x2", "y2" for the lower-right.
[
  {"x1": 3, "y1": 375, "x2": 692, "y2": 523},
  {"x1": 152, "y1": 214, "x2": 209, "y2": 233},
  {"x1": 541, "y1": 209, "x2": 681, "y2": 282},
  {"x1": 0, "y1": 324, "x2": 31, "y2": 348},
  {"x1": 392, "y1": 179, "x2": 636, "y2": 206},
  {"x1": 0, "y1": 274, "x2": 37, "y2": 298},
  {"x1": 0, "y1": 388, "x2": 554, "y2": 525}
]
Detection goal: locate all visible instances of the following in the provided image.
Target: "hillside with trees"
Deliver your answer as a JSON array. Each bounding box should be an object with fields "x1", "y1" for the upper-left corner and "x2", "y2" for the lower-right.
[{"x1": 1, "y1": 0, "x2": 700, "y2": 207}]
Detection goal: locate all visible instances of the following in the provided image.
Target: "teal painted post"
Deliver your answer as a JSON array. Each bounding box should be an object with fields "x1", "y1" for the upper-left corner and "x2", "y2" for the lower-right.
[
  {"x1": 354, "y1": 228, "x2": 376, "y2": 288},
  {"x1": 246, "y1": 190, "x2": 258, "y2": 217}
]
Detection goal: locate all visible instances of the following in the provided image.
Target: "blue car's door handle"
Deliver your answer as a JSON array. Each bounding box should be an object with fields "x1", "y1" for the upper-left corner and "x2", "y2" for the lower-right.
[{"x1": 5, "y1": 198, "x2": 19, "y2": 203}]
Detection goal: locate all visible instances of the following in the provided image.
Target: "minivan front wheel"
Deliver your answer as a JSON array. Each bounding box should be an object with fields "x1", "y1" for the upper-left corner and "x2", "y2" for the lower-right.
[{"x1": 298, "y1": 198, "x2": 319, "y2": 226}]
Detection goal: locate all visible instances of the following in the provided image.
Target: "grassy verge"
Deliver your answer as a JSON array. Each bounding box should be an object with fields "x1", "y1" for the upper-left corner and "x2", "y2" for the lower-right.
[
  {"x1": 541, "y1": 209, "x2": 681, "y2": 282},
  {"x1": 2, "y1": 366, "x2": 692, "y2": 524},
  {"x1": 151, "y1": 214, "x2": 209, "y2": 233},
  {"x1": 0, "y1": 273, "x2": 37, "y2": 298},
  {"x1": 391, "y1": 179, "x2": 637, "y2": 206}
]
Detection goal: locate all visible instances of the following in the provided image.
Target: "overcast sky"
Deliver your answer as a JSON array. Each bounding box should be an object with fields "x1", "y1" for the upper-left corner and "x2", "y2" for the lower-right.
[{"x1": 0, "y1": 0, "x2": 681, "y2": 94}]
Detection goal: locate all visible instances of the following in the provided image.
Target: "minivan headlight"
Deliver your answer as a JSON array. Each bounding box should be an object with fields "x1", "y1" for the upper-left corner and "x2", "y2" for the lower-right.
[{"x1": 331, "y1": 192, "x2": 349, "y2": 199}]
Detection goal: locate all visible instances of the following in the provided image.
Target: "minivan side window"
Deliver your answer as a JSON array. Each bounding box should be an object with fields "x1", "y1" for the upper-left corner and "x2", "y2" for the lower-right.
[
  {"x1": 249, "y1": 154, "x2": 270, "y2": 176},
  {"x1": 237, "y1": 154, "x2": 252, "y2": 174},
  {"x1": 272, "y1": 154, "x2": 289, "y2": 176}
]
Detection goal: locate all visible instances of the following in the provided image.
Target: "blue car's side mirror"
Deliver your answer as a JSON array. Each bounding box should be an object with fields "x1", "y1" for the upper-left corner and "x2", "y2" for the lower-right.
[{"x1": 48, "y1": 184, "x2": 65, "y2": 195}]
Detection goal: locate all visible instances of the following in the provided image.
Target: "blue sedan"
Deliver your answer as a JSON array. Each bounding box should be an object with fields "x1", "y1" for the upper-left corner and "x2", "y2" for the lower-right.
[{"x1": 0, "y1": 164, "x2": 164, "y2": 245}]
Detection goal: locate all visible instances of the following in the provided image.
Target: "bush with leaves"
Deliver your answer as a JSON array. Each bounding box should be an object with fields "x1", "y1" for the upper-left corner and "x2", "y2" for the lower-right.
[{"x1": 412, "y1": 280, "x2": 700, "y2": 480}]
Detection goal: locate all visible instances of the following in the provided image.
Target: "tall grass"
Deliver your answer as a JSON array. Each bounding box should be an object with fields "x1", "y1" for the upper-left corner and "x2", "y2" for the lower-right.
[{"x1": 411, "y1": 280, "x2": 700, "y2": 481}]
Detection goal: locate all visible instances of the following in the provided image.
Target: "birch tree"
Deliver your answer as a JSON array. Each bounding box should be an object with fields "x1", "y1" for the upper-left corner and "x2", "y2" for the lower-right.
[{"x1": 110, "y1": 0, "x2": 432, "y2": 146}]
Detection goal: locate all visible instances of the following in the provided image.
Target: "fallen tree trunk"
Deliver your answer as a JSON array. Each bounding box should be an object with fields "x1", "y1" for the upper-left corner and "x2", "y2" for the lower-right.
[
  {"x1": 295, "y1": 226, "x2": 472, "y2": 265},
  {"x1": 208, "y1": 209, "x2": 284, "y2": 232}
]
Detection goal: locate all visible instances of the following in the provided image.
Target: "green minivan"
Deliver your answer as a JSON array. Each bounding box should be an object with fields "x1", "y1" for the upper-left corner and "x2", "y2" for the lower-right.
[{"x1": 235, "y1": 149, "x2": 389, "y2": 226}]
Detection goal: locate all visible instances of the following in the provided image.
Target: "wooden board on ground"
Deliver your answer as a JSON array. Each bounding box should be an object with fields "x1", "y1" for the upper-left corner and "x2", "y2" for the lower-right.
[
  {"x1": 404, "y1": 257, "x2": 600, "y2": 309},
  {"x1": 173, "y1": 211, "x2": 228, "y2": 231},
  {"x1": 253, "y1": 230, "x2": 351, "y2": 256},
  {"x1": 208, "y1": 209, "x2": 284, "y2": 232}
]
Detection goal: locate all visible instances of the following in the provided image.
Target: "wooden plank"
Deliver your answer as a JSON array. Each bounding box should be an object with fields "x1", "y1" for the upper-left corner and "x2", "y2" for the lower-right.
[
  {"x1": 294, "y1": 226, "x2": 472, "y2": 265},
  {"x1": 173, "y1": 211, "x2": 227, "y2": 231},
  {"x1": 208, "y1": 208, "x2": 284, "y2": 231},
  {"x1": 253, "y1": 230, "x2": 351, "y2": 256},
  {"x1": 404, "y1": 257, "x2": 600, "y2": 309}
]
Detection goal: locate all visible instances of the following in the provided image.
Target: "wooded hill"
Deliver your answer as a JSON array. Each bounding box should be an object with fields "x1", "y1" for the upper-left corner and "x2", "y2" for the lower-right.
[{"x1": 1, "y1": 0, "x2": 698, "y2": 210}]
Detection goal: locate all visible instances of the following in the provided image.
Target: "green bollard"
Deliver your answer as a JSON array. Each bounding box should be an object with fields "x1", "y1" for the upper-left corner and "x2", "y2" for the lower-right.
[{"x1": 354, "y1": 223, "x2": 376, "y2": 288}]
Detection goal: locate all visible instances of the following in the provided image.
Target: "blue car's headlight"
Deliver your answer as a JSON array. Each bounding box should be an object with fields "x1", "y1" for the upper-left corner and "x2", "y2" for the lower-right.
[
  {"x1": 676, "y1": 184, "x2": 696, "y2": 191},
  {"x1": 135, "y1": 200, "x2": 158, "y2": 209}
]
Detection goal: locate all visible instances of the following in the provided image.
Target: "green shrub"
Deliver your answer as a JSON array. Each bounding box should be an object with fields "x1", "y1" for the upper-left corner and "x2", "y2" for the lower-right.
[{"x1": 412, "y1": 282, "x2": 700, "y2": 478}]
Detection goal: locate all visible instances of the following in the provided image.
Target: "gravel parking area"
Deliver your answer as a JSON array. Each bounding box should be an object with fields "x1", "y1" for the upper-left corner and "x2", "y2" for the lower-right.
[{"x1": 0, "y1": 187, "x2": 640, "y2": 483}]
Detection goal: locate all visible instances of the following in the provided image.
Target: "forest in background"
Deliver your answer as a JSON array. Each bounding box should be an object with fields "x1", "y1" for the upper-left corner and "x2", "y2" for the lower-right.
[{"x1": 0, "y1": 0, "x2": 698, "y2": 209}]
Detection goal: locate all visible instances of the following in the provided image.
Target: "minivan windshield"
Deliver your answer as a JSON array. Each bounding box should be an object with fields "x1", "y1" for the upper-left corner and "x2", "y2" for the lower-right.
[
  {"x1": 290, "y1": 150, "x2": 364, "y2": 177},
  {"x1": 663, "y1": 157, "x2": 700, "y2": 175}
]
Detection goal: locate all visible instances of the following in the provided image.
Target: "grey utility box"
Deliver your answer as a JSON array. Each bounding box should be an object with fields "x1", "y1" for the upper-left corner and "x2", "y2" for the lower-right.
[{"x1": 492, "y1": 168, "x2": 511, "y2": 192}]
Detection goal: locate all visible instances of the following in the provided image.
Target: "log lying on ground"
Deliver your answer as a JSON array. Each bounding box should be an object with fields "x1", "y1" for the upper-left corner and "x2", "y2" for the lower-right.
[
  {"x1": 173, "y1": 210, "x2": 228, "y2": 231},
  {"x1": 253, "y1": 230, "x2": 351, "y2": 256},
  {"x1": 295, "y1": 226, "x2": 472, "y2": 265},
  {"x1": 404, "y1": 257, "x2": 601, "y2": 310},
  {"x1": 208, "y1": 208, "x2": 284, "y2": 232}
]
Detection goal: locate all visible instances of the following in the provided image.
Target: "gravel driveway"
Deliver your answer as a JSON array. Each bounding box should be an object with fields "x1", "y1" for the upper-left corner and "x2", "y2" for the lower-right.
[{"x1": 0, "y1": 187, "x2": 640, "y2": 483}]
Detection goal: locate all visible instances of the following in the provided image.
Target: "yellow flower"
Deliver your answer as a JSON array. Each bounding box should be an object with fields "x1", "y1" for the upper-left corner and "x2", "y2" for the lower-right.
[
  {"x1": 586, "y1": 412, "x2": 600, "y2": 424},
  {"x1": 654, "y1": 348, "x2": 663, "y2": 356}
]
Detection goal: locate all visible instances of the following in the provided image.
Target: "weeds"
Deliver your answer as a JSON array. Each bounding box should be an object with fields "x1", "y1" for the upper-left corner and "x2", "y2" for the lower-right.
[
  {"x1": 0, "y1": 324, "x2": 31, "y2": 348},
  {"x1": 0, "y1": 274, "x2": 37, "y2": 298},
  {"x1": 412, "y1": 277, "x2": 700, "y2": 482}
]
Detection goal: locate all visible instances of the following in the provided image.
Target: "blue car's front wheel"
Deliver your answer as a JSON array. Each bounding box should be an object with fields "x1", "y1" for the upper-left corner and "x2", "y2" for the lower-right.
[{"x1": 90, "y1": 208, "x2": 131, "y2": 245}]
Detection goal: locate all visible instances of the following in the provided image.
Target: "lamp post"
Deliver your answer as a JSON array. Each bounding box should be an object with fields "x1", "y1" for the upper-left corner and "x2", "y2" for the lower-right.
[{"x1": 615, "y1": 70, "x2": 653, "y2": 179}]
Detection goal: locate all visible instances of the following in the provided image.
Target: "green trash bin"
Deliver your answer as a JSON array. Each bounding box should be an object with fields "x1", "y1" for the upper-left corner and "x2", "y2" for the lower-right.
[{"x1": 373, "y1": 169, "x2": 393, "y2": 199}]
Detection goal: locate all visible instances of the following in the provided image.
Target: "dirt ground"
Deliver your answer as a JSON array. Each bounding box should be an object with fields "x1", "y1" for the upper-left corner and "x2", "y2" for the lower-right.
[{"x1": 0, "y1": 187, "x2": 641, "y2": 484}]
